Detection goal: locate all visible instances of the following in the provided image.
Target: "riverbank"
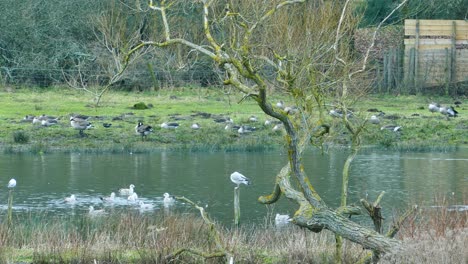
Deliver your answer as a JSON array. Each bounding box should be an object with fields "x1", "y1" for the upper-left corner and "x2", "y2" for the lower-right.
[
  {"x1": 0, "y1": 203, "x2": 466, "y2": 263},
  {"x1": 1, "y1": 86, "x2": 466, "y2": 153}
]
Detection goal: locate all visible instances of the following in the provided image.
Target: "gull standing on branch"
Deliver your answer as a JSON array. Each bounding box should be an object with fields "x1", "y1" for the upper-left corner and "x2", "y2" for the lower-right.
[
  {"x1": 8, "y1": 179, "x2": 17, "y2": 188},
  {"x1": 230, "y1": 172, "x2": 251, "y2": 189}
]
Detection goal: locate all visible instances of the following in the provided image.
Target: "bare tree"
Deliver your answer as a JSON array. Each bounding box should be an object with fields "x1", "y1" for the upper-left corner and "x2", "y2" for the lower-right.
[{"x1": 122, "y1": 0, "x2": 410, "y2": 261}]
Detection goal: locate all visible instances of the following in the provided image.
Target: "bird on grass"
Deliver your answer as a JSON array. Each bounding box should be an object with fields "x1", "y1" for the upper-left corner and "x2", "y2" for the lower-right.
[
  {"x1": 119, "y1": 184, "x2": 135, "y2": 196},
  {"x1": 230, "y1": 171, "x2": 250, "y2": 189},
  {"x1": 191, "y1": 123, "x2": 201, "y2": 130},
  {"x1": 380, "y1": 125, "x2": 402, "y2": 132},
  {"x1": 70, "y1": 116, "x2": 93, "y2": 137},
  {"x1": 64, "y1": 194, "x2": 76, "y2": 203},
  {"x1": 135, "y1": 122, "x2": 153, "y2": 140},
  {"x1": 369, "y1": 115, "x2": 380, "y2": 125},
  {"x1": 428, "y1": 102, "x2": 440, "y2": 113},
  {"x1": 160, "y1": 122, "x2": 179, "y2": 129}
]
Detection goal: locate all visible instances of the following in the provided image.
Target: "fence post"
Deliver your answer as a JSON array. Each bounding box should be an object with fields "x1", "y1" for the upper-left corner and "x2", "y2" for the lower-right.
[
  {"x1": 451, "y1": 21, "x2": 457, "y2": 95},
  {"x1": 414, "y1": 20, "x2": 420, "y2": 93}
]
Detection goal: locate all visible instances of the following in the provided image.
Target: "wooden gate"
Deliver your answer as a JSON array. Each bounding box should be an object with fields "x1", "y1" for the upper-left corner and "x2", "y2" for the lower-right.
[{"x1": 404, "y1": 19, "x2": 468, "y2": 94}]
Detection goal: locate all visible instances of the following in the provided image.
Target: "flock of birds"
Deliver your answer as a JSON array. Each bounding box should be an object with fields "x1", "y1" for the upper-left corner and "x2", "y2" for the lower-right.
[
  {"x1": 63, "y1": 184, "x2": 176, "y2": 216},
  {"x1": 328, "y1": 101, "x2": 461, "y2": 133}
]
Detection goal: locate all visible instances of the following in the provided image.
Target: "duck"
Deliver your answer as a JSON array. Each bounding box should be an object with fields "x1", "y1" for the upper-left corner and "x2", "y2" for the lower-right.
[
  {"x1": 135, "y1": 122, "x2": 153, "y2": 140},
  {"x1": 119, "y1": 184, "x2": 135, "y2": 196},
  {"x1": 230, "y1": 171, "x2": 250, "y2": 188},
  {"x1": 163, "y1": 192, "x2": 175, "y2": 207},
  {"x1": 191, "y1": 123, "x2": 201, "y2": 130},
  {"x1": 100, "y1": 192, "x2": 115, "y2": 202},
  {"x1": 380, "y1": 125, "x2": 402, "y2": 132},
  {"x1": 369, "y1": 115, "x2": 380, "y2": 125},
  {"x1": 275, "y1": 213, "x2": 292, "y2": 226},
  {"x1": 88, "y1": 206, "x2": 106, "y2": 216},
  {"x1": 160, "y1": 122, "x2": 179, "y2": 129},
  {"x1": 64, "y1": 194, "x2": 77, "y2": 203},
  {"x1": 70, "y1": 116, "x2": 93, "y2": 136}
]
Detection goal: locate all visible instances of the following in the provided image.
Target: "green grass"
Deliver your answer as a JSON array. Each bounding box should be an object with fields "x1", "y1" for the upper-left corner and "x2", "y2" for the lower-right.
[{"x1": 0, "y1": 86, "x2": 466, "y2": 153}]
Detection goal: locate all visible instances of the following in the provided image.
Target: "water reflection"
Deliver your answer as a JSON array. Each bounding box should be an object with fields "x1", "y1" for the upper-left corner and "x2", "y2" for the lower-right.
[{"x1": 0, "y1": 149, "x2": 466, "y2": 224}]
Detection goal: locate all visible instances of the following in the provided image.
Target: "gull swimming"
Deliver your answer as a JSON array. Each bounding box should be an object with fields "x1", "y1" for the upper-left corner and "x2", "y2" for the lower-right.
[
  {"x1": 88, "y1": 206, "x2": 106, "y2": 216},
  {"x1": 163, "y1": 193, "x2": 175, "y2": 207},
  {"x1": 100, "y1": 192, "x2": 115, "y2": 202},
  {"x1": 64, "y1": 194, "x2": 77, "y2": 203},
  {"x1": 139, "y1": 201, "x2": 154, "y2": 210},
  {"x1": 119, "y1": 184, "x2": 135, "y2": 196},
  {"x1": 128, "y1": 192, "x2": 139, "y2": 202},
  {"x1": 230, "y1": 172, "x2": 250, "y2": 188},
  {"x1": 7, "y1": 179, "x2": 16, "y2": 188},
  {"x1": 275, "y1": 213, "x2": 292, "y2": 226}
]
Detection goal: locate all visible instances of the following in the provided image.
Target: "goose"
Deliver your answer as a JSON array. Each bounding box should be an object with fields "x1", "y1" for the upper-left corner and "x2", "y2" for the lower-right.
[
  {"x1": 41, "y1": 118, "x2": 58, "y2": 127},
  {"x1": 119, "y1": 184, "x2": 135, "y2": 196},
  {"x1": 248, "y1": 115, "x2": 258, "y2": 122},
  {"x1": 160, "y1": 122, "x2": 179, "y2": 129},
  {"x1": 238, "y1": 125, "x2": 256, "y2": 134},
  {"x1": 135, "y1": 122, "x2": 153, "y2": 140},
  {"x1": 70, "y1": 116, "x2": 92, "y2": 136},
  {"x1": 127, "y1": 192, "x2": 139, "y2": 202},
  {"x1": 191, "y1": 123, "x2": 201, "y2": 130},
  {"x1": 88, "y1": 206, "x2": 105, "y2": 216},
  {"x1": 369, "y1": 115, "x2": 380, "y2": 125},
  {"x1": 272, "y1": 123, "x2": 284, "y2": 132},
  {"x1": 7, "y1": 178, "x2": 16, "y2": 188},
  {"x1": 275, "y1": 213, "x2": 292, "y2": 226},
  {"x1": 100, "y1": 192, "x2": 115, "y2": 202},
  {"x1": 276, "y1": 100, "x2": 285, "y2": 109},
  {"x1": 428, "y1": 102, "x2": 440, "y2": 113},
  {"x1": 441, "y1": 106, "x2": 458, "y2": 117},
  {"x1": 22, "y1": 115, "x2": 35, "y2": 123},
  {"x1": 139, "y1": 201, "x2": 154, "y2": 210},
  {"x1": 64, "y1": 194, "x2": 77, "y2": 203},
  {"x1": 230, "y1": 171, "x2": 250, "y2": 188},
  {"x1": 163, "y1": 192, "x2": 175, "y2": 207},
  {"x1": 380, "y1": 125, "x2": 402, "y2": 132}
]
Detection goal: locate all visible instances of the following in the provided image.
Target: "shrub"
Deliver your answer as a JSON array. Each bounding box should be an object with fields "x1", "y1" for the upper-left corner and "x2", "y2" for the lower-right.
[{"x1": 13, "y1": 131, "x2": 29, "y2": 144}]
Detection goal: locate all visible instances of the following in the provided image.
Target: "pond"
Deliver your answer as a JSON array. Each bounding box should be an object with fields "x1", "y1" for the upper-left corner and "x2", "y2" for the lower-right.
[{"x1": 0, "y1": 148, "x2": 466, "y2": 225}]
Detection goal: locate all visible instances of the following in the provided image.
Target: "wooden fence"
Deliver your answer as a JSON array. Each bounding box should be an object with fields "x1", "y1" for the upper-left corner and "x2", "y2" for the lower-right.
[{"x1": 404, "y1": 19, "x2": 468, "y2": 94}]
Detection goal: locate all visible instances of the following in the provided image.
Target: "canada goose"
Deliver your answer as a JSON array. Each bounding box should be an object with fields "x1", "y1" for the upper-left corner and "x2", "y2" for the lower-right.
[
  {"x1": 64, "y1": 194, "x2": 76, "y2": 203},
  {"x1": 230, "y1": 171, "x2": 250, "y2": 188},
  {"x1": 160, "y1": 122, "x2": 179, "y2": 129},
  {"x1": 428, "y1": 102, "x2": 440, "y2": 113},
  {"x1": 191, "y1": 123, "x2": 201, "y2": 130},
  {"x1": 100, "y1": 192, "x2": 115, "y2": 202},
  {"x1": 119, "y1": 184, "x2": 135, "y2": 196},
  {"x1": 88, "y1": 206, "x2": 105, "y2": 216},
  {"x1": 135, "y1": 122, "x2": 153, "y2": 140},
  {"x1": 275, "y1": 213, "x2": 292, "y2": 226},
  {"x1": 238, "y1": 125, "x2": 255, "y2": 134},
  {"x1": 163, "y1": 192, "x2": 175, "y2": 207},
  {"x1": 369, "y1": 115, "x2": 380, "y2": 124},
  {"x1": 70, "y1": 116, "x2": 92, "y2": 136},
  {"x1": 446, "y1": 106, "x2": 458, "y2": 117},
  {"x1": 380, "y1": 125, "x2": 402, "y2": 132}
]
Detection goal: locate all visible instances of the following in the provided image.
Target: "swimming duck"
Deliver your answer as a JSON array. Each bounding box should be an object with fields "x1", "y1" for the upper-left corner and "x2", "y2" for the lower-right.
[
  {"x1": 64, "y1": 194, "x2": 76, "y2": 203},
  {"x1": 163, "y1": 192, "x2": 175, "y2": 207},
  {"x1": 100, "y1": 192, "x2": 115, "y2": 202},
  {"x1": 88, "y1": 206, "x2": 106, "y2": 216},
  {"x1": 119, "y1": 184, "x2": 135, "y2": 196}
]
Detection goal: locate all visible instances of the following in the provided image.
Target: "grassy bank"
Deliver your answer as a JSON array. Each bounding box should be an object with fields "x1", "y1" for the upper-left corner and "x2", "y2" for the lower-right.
[
  {"x1": 0, "y1": 201, "x2": 466, "y2": 263},
  {"x1": 0, "y1": 86, "x2": 466, "y2": 153}
]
